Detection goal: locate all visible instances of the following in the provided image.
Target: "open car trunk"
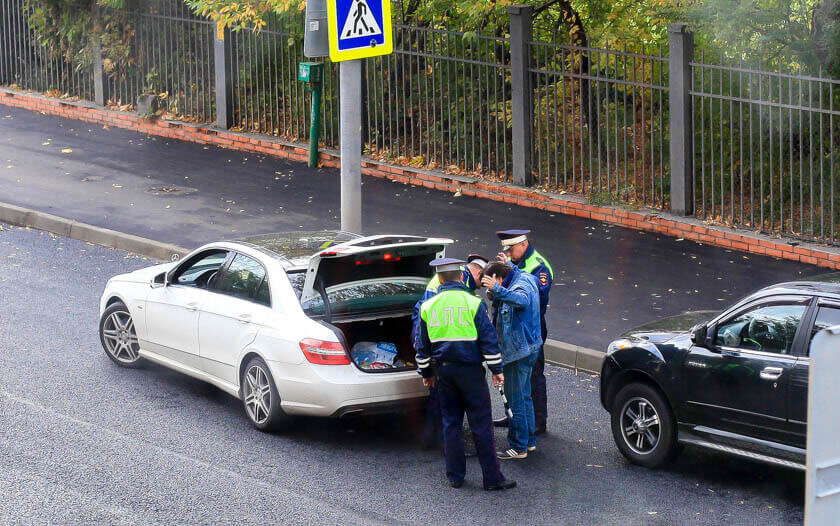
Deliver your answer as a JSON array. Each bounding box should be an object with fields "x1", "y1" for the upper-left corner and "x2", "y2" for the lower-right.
[{"x1": 330, "y1": 314, "x2": 416, "y2": 373}]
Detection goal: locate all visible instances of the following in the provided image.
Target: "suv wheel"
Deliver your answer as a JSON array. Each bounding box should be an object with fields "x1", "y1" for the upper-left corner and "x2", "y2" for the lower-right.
[
  {"x1": 241, "y1": 357, "x2": 292, "y2": 432},
  {"x1": 610, "y1": 382, "x2": 678, "y2": 468}
]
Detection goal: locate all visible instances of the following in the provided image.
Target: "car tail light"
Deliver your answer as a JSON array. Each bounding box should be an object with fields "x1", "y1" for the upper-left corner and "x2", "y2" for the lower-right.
[{"x1": 299, "y1": 338, "x2": 350, "y2": 365}]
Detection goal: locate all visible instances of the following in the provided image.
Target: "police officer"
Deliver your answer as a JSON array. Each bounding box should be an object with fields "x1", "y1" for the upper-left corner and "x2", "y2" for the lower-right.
[
  {"x1": 413, "y1": 255, "x2": 488, "y2": 449},
  {"x1": 493, "y1": 230, "x2": 553, "y2": 434},
  {"x1": 415, "y1": 258, "x2": 516, "y2": 491}
]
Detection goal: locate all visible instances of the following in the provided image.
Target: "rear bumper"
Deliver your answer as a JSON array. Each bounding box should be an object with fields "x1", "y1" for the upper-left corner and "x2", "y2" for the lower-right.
[
  {"x1": 266, "y1": 359, "x2": 429, "y2": 417},
  {"x1": 331, "y1": 396, "x2": 428, "y2": 418}
]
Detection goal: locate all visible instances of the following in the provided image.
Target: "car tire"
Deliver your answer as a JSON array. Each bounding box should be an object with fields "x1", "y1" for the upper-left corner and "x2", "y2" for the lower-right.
[
  {"x1": 241, "y1": 356, "x2": 292, "y2": 432},
  {"x1": 99, "y1": 301, "x2": 144, "y2": 368},
  {"x1": 610, "y1": 382, "x2": 678, "y2": 468}
]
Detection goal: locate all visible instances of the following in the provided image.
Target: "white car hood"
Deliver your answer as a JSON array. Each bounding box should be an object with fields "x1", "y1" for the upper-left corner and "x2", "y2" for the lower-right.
[{"x1": 111, "y1": 262, "x2": 176, "y2": 284}]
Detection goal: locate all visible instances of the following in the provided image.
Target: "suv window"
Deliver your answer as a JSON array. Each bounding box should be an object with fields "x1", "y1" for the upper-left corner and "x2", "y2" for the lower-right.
[
  {"x1": 810, "y1": 306, "x2": 840, "y2": 345},
  {"x1": 715, "y1": 303, "x2": 807, "y2": 354},
  {"x1": 217, "y1": 254, "x2": 268, "y2": 304},
  {"x1": 172, "y1": 250, "x2": 228, "y2": 288}
]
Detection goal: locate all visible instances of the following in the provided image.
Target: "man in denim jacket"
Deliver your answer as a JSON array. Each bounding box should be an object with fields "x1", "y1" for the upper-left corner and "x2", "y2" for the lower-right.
[{"x1": 480, "y1": 261, "x2": 542, "y2": 459}]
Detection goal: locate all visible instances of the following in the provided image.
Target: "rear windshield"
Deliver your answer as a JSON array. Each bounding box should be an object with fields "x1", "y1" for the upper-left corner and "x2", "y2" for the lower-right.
[{"x1": 287, "y1": 271, "x2": 425, "y2": 317}]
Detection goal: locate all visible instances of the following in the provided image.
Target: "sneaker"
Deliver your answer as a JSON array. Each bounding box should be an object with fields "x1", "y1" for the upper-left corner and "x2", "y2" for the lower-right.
[
  {"x1": 497, "y1": 448, "x2": 527, "y2": 460},
  {"x1": 527, "y1": 446, "x2": 536, "y2": 452}
]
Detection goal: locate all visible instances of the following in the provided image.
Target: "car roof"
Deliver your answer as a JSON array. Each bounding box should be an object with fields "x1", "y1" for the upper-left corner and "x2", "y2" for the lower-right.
[
  {"x1": 753, "y1": 275, "x2": 840, "y2": 300},
  {"x1": 235, "y1": 231, "x2": 363, "y2": 261}
]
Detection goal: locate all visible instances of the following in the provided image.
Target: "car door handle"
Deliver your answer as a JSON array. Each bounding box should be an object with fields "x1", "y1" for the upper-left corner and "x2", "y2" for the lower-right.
[
  {"x1": 760, "y1": 366, "x2": 784, "y2": 381},
  {"x1": 185, "y1": 302, "x2": 198, "y2": 312},
  {"x1": 237, "y1": 314, "x2": 252, "y2": 323}
]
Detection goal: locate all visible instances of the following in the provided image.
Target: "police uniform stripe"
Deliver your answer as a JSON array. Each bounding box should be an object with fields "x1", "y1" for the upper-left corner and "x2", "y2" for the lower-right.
[
  {"x1": 483, "y1": 353, "x2": 502, "y2": 360},
  {"x1": 428, "y1": 336, "x2": 478, "y2": 343},
  {"x1": 485, "y1": 359, "x2": 502, "y2": 365},
  {"x1": 416, "y1": 356, "x2": 431, "y2": 363},
  {"x1": 417, "y1": 361, "x2": 431, "y2": 368}
]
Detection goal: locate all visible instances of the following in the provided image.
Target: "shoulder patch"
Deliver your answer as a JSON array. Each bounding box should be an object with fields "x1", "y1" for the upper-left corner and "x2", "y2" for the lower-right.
[{"x1": 539, "y1": 272, "x2": 549, "y2": 286}]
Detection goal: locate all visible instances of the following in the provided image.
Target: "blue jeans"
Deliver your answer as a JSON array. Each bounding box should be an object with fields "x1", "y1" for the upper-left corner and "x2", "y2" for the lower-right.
[{"x1": 504, "y1": 352, "x2": 537, "y2": 452}]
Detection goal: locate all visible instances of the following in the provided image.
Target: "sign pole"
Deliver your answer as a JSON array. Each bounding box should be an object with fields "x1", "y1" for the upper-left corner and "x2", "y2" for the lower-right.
[
  {"x1": 326, "y1": 0, "x2": 392, "y2": 234},
  {"x1": 340, "y1": 59, "x2": 362, "y2": 233}
]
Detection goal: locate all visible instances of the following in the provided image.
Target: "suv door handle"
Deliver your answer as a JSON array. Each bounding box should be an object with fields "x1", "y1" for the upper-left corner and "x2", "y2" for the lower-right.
[
  {"x1": 760, "y1": 366, "x2": 784, "y2": 381},
  {"x1": 185, "y1": 302, "x2": 198, "y2": 312},
  {"x1": 237, "y1": 314, "x2": 252, "y2": 323}
]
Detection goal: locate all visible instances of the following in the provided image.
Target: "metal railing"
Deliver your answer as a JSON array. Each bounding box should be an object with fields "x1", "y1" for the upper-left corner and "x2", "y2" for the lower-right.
[
  {"x1": 364, "y1": 25, "x2": 512, "y2": 179},
  {"x1": 530, "y1": 42, "x2": 669, "y2": 207},
  {"x1": 106, "y1": 1, "x2": 216, "y2": 123},
  {"x1": 0, "y1": 0, "x2": 94, "y2": 100},
  {"x1": 228, "y1": 16, "x2": 338, "y2": 146},
  {"x1": 2, "y1": 2, "x2": 839, "y2": 245},
  {"x1": 692, "y1": 58, "x2": 840, "y2": 243}
]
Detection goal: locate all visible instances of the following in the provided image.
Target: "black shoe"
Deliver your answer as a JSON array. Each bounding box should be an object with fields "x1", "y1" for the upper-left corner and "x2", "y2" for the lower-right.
[
  {"x1": 484, "y1": 479, "x2": 517, "y2": 491},
  {"x1": 450, "y1": 479, "x2": 464, "y2": 488},
  {"x1": 535, "y1": 425, "x2": 547, "y2": 435},
  {"x1": 493, "y1": 416, "x2": 510, "y2": 428}
]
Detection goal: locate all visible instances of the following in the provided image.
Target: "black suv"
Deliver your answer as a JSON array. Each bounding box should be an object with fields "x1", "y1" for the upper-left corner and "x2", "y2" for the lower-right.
[{"x1": 600, "y1": 276, "x2": 840, "y2": 470}]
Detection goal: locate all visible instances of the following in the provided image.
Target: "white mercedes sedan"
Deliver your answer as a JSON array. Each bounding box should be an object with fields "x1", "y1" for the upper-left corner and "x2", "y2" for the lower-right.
[{"x1": 98, "y1": 232, "x2": 451, "y2": 431}]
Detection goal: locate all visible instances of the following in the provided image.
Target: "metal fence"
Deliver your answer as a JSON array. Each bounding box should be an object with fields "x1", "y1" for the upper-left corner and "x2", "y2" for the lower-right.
[
  {"x1": 364, "y1": 25, "x2": 512, "y2": 178},
  {"x1": 692, "y1": 58, "x2": 840, "y2": 243},
  {"x1": 108, "y1": 1, "x2": 216, "y2": 123},
  {"x1": 0, "y1": 0, "x2": 94, "y2": 100},
  {"x1": 530, "y1": 42, "x2": 669, "y2": 208},
  {"x1": 2, "y1": 1, "x2": 839, "y2": 244}
]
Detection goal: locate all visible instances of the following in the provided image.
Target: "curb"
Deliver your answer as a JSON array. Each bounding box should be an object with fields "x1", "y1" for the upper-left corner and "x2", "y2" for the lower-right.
[
  {"x1": 0, "y1": 199, "x2": 605, "y2": 374},
  {"x1": 3, "y1": 87, "x2": 840, "y2": 271},
  {"x1": 0, "y1": 201, "x2": 190, "y2": 262},
  {"x1": 544, "y1": 339, "x2": 604, "y2": 375}
]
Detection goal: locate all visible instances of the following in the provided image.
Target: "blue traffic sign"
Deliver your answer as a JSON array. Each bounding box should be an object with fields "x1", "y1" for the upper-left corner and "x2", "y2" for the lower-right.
[{"x1": 327, "y1": 0, "x2": 393, "y2": 61}]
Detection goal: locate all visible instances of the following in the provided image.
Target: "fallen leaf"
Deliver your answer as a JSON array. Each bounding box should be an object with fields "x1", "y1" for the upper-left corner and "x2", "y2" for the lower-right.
[
  {"x1": 61, "y1": 148, "x2": 73, "y2": 154},
  {"x1": 41, "y1": 142, "x2": 50, "y2": 146},
  {"x1": 112, "y1": 184, "x2": 122, "y2": 189}
]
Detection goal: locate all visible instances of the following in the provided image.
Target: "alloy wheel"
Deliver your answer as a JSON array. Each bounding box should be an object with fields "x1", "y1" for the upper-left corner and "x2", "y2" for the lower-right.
[
  {"x1": 243, "y1": 365, "x2": 272, "y2": 425},
  {"x1": 101, "y1": 310, "x2": 140, "y2": 364},
  {"x1": 620, "y1": 396, "x2": 661, "y2": 455}
]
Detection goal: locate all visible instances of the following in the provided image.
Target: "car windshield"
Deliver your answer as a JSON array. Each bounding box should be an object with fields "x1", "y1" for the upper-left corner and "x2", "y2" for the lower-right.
[{"x1": 287, "y1": 272, "x2": 425, "y2": 317}]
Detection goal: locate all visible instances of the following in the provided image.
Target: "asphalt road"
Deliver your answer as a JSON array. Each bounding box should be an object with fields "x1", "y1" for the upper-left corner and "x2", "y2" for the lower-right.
[
  {"x1": 0, "y1": 224, "x2": 805, "y2": 525},
  {"x1": 0, "y1": 106, "x2": 825, "y2": 351}
]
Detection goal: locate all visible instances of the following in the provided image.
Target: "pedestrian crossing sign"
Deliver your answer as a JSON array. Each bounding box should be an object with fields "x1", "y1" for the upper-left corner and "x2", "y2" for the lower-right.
[{"x1": 326, "y1": 0, "x2": 392, "y2": 61}]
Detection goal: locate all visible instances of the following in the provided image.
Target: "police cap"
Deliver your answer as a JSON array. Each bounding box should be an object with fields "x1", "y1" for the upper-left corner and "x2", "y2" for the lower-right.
[
  {"x1": 466, "y1": 254, "x2": 489, "y2": 269},
  {"x1": 496, "y1": 229, "x2": 531, "y2": 247},
  {"x1": 429, "y1": 257, "x2": 466, "y2": 273}
]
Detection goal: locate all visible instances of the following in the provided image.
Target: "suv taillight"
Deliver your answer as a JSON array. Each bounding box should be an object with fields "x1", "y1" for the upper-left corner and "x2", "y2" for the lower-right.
[{"x1": 299, "y1": 338, "x2": 350, "y2": 365}]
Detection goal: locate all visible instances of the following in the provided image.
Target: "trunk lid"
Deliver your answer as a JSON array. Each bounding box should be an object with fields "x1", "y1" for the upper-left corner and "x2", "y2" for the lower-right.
[{"x1": 299, "y1": 235, "x2": 452, "y2": 308}]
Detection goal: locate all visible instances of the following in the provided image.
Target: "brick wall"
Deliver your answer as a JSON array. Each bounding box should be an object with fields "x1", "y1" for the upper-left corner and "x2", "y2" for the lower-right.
[{"x1": 3, "y1": 87, "x2": 840, "y2": 270}]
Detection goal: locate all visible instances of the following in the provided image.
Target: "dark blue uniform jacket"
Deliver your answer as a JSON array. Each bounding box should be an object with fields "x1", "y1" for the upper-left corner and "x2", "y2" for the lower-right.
[{"x1": 414, "y1": 282, "x2": 503, "y2": 378}]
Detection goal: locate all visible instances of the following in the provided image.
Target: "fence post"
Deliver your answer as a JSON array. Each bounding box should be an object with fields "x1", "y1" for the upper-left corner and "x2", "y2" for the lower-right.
[
  {"x1": 92, "y1": 38, "x2": 107, "y2": 106},
  {"x1": 668, "y1": 23, "x2": 694, "y2": 216},
  {"x1": 508, "y1": 5, "x2": 533, "y2": 187},
  {"x1": 213, "y1": 22, "x2": 233, "y2": 129}
]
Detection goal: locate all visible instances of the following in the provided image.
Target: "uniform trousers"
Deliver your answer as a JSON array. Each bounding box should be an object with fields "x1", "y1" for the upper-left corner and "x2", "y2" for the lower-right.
[
  {"x1": 437, "y1": 363, "x2": 504, "y2": 486},
  {"x1": 531, "y1": 319, "x2": 548, "y2": 428}
]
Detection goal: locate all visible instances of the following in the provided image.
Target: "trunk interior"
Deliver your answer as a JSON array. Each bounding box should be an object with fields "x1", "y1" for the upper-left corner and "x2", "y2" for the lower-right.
[{"x1": 331, "y1": 314, "x2": 416, "y2": 373}]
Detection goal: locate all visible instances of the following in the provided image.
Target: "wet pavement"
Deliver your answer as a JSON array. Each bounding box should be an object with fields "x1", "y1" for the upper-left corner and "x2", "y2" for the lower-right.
[
  {"x1": 0, "y1": 105, "x2": 825, "y2": 350},
  {"x1": 0, "y1": 224, "x2": 805, "y2": 525}
]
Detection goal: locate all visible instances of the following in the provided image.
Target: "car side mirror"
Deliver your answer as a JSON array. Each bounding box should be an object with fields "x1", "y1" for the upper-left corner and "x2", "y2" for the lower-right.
[
  {"x1": 150, "y1": 272, "x2": 167, "y2": 288},
  {"x1": 690, "y1": 324, "x2": 708, "y2": 348}
]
